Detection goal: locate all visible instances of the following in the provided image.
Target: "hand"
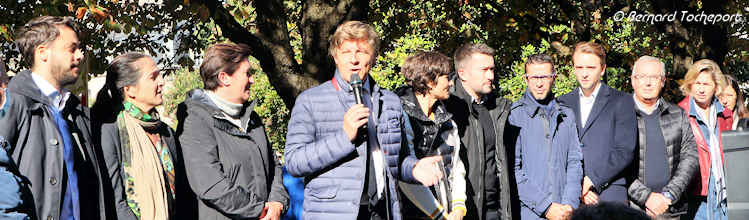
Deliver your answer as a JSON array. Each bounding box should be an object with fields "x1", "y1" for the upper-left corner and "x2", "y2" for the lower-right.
[
  {"x1": 545, "y1": 203, "x2": 573, "y2": 220},
  {"x1": 412, "y1": 156, "x2": 443, "y2": 186},
  {"x1": 581, "y1": 176, "x2": 594, "y2": 198},
  {"x1": 645, "y1": 193, "x2": 671, "y2": 217},
  {"x1": 259, "y1": 201, "x2": 283, "y2": 220},
  {"x1": 343, "y1": 104, "x2": 370, "y2": 141},
  {"x1": 582, "y1": 190, "x2": 599, "y2": 205},
  {"x1": 446, "y1": 208, "x2": 465, "y2": 220},
  {"x1": 0, "y1": 88, "x2": 5, "y2": 107}
]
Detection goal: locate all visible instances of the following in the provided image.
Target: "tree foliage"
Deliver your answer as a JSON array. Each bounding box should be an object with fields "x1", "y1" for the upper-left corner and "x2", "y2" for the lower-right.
[{"x1": 1, "y1": 0, "x2": 747, "y2": 151}]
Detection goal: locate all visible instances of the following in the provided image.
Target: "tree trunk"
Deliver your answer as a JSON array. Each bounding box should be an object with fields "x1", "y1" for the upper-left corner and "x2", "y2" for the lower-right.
[
  {"x1": 301, "y1": 0, "x2": 368, "y2": 83},
  {"x1": 199, "y1": 0, "x2": 368, "y2": 109}
]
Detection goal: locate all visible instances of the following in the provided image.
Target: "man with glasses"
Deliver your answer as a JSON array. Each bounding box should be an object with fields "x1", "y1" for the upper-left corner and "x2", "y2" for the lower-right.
[
  {"x1": 507, "y1": 54, "x2": 583, "y2": 220},
  {"x1": 626, "y1": 56, "x2": 698, "y2": 219}
]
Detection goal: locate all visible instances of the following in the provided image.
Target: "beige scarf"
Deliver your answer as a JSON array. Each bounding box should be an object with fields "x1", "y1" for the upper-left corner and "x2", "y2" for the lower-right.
[{"x1": 122, "y1": 113, "x2": 170, "y2": 220}]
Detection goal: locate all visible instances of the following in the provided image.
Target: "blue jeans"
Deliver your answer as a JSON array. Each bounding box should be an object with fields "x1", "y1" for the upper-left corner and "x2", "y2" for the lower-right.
[{"x1": 693, "y1": 173, "x2": 726, "y2": 220}]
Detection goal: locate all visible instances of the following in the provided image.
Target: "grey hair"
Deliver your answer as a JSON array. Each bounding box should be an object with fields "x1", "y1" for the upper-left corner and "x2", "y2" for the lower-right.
[
  {"x1": 631, "y1": 56, "x2": 665, "y2": 78},
  {"x1": 525, "y1": 54, "x2": 556, "y2": 75}
]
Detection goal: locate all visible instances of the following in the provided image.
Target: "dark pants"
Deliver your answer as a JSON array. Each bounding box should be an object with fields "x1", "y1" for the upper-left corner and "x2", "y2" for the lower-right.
[
  {"x1": 357, "y1": 200, "x2": 389, "y2": 220},
  {"x1": 485, "y1": 207, "x2": 500, "y2": 220}
]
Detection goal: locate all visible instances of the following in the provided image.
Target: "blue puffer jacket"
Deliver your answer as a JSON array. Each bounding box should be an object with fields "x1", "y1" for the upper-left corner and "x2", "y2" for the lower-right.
[
  {"x1": 507, "y1": 92, "x2": 583, "y2": 220},
  {"x1": 0, "y1": 135, "x2": 34, "y2": 220},
  {"x1": 284, "y1": 71, "x2": 418, "y2": 220}
]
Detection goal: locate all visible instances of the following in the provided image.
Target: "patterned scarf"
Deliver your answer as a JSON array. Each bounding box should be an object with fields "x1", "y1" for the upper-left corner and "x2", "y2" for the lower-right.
[{"x1": 117, "y1": 101, "x2": 175, "y2": 220}]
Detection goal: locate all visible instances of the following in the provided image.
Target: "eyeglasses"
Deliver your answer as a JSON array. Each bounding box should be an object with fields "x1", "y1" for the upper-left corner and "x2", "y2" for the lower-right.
[
  {"x1": 524, "y1": 74, "x2": 556, "y2": 82},
  {"x1": 632, "y1": 74, "x2": 662, "y2": 82}
]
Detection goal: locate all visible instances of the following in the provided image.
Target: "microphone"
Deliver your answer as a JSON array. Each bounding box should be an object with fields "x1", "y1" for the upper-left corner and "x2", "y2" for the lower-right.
[
  {"x1": 351, "y1": 74, "x2": 364, "y2": 105},
  {"x1": 350, "y1": 74, "x2": 368, "y2": 135}
]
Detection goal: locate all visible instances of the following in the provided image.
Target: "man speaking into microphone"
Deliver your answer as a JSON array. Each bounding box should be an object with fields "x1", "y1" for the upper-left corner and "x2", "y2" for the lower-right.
[{"x1": 285, "y1": 21, "x2": 443, "y2": 220}]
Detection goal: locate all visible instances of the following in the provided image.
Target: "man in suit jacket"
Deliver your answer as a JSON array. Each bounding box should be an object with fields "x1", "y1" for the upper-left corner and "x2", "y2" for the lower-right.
[{"x1": 558, "y1": 42, "x2": 637, "y2": 205}]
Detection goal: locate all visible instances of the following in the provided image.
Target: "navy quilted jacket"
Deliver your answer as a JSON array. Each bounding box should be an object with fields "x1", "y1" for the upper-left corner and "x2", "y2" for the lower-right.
[{"x1": 284, "y1": 71, "x2": 418, "y2": 220}]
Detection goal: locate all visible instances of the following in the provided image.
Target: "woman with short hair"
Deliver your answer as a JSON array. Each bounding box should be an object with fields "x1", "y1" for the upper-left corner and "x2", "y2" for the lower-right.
[{"x1": 396, "y1": 51, "x2": 467, "y2": 220}]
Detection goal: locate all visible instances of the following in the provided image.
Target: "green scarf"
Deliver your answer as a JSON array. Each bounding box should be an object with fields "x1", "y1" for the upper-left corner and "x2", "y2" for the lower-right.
[{"x1": 116, "y1": 101, "x2": 175, "y2": 219}]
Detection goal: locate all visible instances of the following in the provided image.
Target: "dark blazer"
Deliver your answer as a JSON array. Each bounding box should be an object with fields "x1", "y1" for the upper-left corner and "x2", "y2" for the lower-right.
[{"x1": 557, "y1": 84, "x2": 637, "y2": 203}]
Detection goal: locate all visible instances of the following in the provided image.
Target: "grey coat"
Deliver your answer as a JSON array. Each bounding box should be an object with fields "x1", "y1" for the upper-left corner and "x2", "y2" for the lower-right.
[
  {"x1": 176, "y1": 89, "x2": 288, "y2": 220},
  {"x1": 0, "y1": 70, "x2": 107, "y2": 220},
  {"x1": 627, "y1": 99, "x2": 698, "y2": 214}
]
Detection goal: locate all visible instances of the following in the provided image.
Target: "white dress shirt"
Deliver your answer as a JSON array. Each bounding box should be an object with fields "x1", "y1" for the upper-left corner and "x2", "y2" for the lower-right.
[
  {"x1": 31, "y1": 72, "x2": 71, "y2": 112},
  {"x1": 578, "y1": 83, "x2": 602, "y2": 128}
]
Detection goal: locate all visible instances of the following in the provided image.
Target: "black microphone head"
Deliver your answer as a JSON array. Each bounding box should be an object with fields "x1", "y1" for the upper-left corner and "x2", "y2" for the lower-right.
[{"x1": 350, "y1": 74, "x2": 362, "y2": 86}]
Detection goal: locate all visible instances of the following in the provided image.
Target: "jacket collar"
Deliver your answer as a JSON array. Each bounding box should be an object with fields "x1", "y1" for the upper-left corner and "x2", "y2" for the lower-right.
[
  {"x1": 396, "y1": 86, "x2": 452, "y2": 125},
  {"x1": 184, "y1": 89, "x2": 258, "y2": 129},
  {"x1": 8, "y1": 70, "x2": 54, "y2": 106},
  {"x1": 451, "y1": 79, "x2": 498, "y2": 115},
  {"x1": 333, "y1": 70, "x2": 374, "y2": 95},
  {"x1": 514, "y1": 91, "x2": 564, "y2": 118},
  {"x1": 685, "y1": 96, "x2": 730, "y2": 120}
]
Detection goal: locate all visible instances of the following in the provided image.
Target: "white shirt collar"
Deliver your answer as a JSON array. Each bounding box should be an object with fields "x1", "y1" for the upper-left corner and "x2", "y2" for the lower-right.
[
  {"x1": 31, "y1": 72, "x2": 70, "y2": 111},
  {"x1": 578, "y1": 83, "x2": 602, "y2": 100}
]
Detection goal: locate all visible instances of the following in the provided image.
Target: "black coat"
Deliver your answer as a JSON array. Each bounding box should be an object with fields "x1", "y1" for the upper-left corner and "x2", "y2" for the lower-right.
[
  {"x1": 176, "y1": 89, "x2": 288, "y2": 220},
  {"x1": 92, "y1": 108, "x2": 197, "y2": 220},
  {"x1": 444, "y1": 80, "x2": 514, "y2": 220},
  {"x1": 0, "y1": 70, "x2": 107, "y2": 220}
]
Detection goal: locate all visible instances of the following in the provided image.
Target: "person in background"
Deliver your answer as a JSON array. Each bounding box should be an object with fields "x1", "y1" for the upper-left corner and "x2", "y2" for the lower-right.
[
  {"x1": 92, "y1": 52, "x2": 196, "y2": 220},
  {"x1": 678, "y1": 59, "x2": 731, "y2": 220},
  {"x1": 508, "y1": 54, "x2": 582, "y2": 220},
  {"x1": 396, "y1": 51, "x2": 467, "y2": 220},
  {"x1": 177, "y1": 43, "x2": 288, "y2": 220},
  {"x1": 625, "y1": 56, "x2": 698, "y2": 219},
  {"x1": 718, "y1": 74, "x2": 749, "y2": 130},
  {"x1": 0, "y1": 16, "x2": 107, "y2": 220}
]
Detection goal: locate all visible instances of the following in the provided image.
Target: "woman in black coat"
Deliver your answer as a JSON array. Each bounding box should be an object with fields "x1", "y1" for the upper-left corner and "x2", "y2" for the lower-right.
[{"x1": 92, "y1": 52, "x2": 196, "y2": 220}]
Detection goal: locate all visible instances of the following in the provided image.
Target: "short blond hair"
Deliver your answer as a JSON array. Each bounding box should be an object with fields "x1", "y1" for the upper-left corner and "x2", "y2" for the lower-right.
[
  {"x1": 328, "y1": 21, "x2": 380, "y2": 59},
  {"x1": 679, "y1": 59, "x2": 727, "y2": 96},
  {"x1": 573, "y1": 41, "x2": 606, "y2": 66}
]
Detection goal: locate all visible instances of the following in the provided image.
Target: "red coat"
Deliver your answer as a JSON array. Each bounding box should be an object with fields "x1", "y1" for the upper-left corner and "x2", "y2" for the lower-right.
[{"x1": 678, "y1": 97, "x2": 733, "y2": 196}]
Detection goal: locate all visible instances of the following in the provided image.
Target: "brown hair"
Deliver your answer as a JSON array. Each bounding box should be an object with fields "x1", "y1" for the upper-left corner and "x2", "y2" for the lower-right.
[
  {"x1": 724, "y1": 74, "x2": 749, "y2": 118},
  {"x1": 328, "y1": 21, "x2": 380, "y2": 61},
  {"x1": 573, "y1": 42, "x2": 606, "y2": 66},
  {"x1": 679, "y1": 59, "x2": 727, "y2": 96},
  {"x1": 402, "y1": 51, "x2": 452, "y2": 95},
  {"x1": 15, "y1": 16, "x2": 79, "y2": 67},
  {"x1": 200, "y1": 43, "x2": 252, "y2": 90},
  {"x1": 453, "y1": 43, "x2": 495, "y2": 71}
]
